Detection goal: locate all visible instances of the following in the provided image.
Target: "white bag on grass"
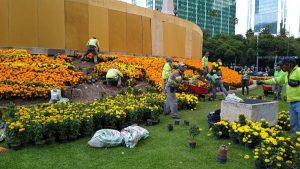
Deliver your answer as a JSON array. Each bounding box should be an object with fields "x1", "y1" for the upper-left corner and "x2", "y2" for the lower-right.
[
  {"x1": 121, "y1": 125, "x2": 149, "y2": 148},
  {"x1": 88, "y1": 129, "x2": 123, "y2": 148}
]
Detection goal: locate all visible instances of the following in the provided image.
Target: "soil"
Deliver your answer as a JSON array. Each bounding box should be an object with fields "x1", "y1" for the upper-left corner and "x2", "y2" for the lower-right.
[{"x1": 0, "y1": 58, "x2": 149, "y2": 107}]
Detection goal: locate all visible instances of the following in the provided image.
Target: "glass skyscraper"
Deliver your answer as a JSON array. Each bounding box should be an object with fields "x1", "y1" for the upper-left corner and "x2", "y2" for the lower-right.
[
  {"x1": 146, "y1": 0, "x2": 237, "y2": 36},
  {"x1": 236, "y1": 0, "x2": 299, "y2": 37},
  {"x1": 254, "y1": 0, "x2": 286, "y2": 34}
]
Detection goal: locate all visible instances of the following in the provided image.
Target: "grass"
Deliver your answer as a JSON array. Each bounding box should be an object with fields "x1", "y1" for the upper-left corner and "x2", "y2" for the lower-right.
[{"x1": 0, "y1": 87, "x2": 289, "y2": 169}]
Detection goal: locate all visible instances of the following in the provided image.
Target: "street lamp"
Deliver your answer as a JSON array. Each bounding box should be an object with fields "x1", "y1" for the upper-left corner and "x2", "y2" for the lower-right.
[{"x1": 256, "y1": 34, "x2": 259, "y2": 72}]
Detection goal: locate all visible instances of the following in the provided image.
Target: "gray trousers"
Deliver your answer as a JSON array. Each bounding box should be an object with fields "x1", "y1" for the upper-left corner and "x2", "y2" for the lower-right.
[
  {"x1": 164, "y1": 86, "x2": 178, "y2": 117},
  {"x1": 211, "y1": 82, "x2": 228, "y2": 100},
  {"x1": 273, "y1": 84, "x2": 282, "y2": 99},
  {"x1": 82, "y1": 45, "x2": 98, "y2": 63}
]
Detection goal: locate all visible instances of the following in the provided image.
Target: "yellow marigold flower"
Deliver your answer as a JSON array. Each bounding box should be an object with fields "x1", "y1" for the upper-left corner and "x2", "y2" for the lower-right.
[
  {"x1": 286, "y1": 160, "x2": 292, "y2": 164},
  {"x1": 276, "y1": 156, "x2": 282, "y2": 161},
  {"x1": 244, "y1": 155, "x2": 250, "y2": 160},
  {"x1": 254, "y1": 156, "x2": 259, "y2": 159},
  {"x1": 297, "y1": 138, "x2": 300, "y2": 142},
  {"x1": 276, "y1": 163, "x2": 281, "y2": 167},
  {"x1": 296, "y1": 131, "x2": 300, "y2": 135}
]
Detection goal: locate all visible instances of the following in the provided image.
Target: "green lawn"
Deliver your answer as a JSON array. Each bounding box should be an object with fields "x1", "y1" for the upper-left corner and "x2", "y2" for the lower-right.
[{"x1": 0, "y1": 87, "x2": 289, "y2": 169}]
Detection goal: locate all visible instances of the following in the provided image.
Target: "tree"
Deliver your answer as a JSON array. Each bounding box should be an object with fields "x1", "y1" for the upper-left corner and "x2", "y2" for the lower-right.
[
  {"x1": 209, "y1": 9, "x2": 218, "y2": 37},
  {"x1": 246, "y1": 29, "x2": 254, "y2": 39}
]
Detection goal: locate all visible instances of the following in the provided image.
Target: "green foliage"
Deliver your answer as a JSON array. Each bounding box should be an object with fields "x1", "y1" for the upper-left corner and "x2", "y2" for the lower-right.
[
  {"x1": 6, "y1": 102, "x2": 16, "y2": 119},
  {"x1": 238, "y1": 114, "x2": 247, "y2": 126},
  {"x1": 189, "y1": 124, "x2": 200, "y2": 140},
  {"x1": 204, "y1": 27, "x2": 300, "y2": 66},
  {"x1": 32, "y1": 122, "x2": 45, "y2": 142}
]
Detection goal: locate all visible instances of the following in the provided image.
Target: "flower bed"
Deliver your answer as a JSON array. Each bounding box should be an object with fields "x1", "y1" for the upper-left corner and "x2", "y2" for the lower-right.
[
  {"x1": 208, "y1": 113, "x2": 300, "y2": 168},
  {"x1": 5, "y1": 91, "x2": 198, "y2": 147},
  {"x1": 0, "y1": 49, "x2": 83, "y2": 99}
]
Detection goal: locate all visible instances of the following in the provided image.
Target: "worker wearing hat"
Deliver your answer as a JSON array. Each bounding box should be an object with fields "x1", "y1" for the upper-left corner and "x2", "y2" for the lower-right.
[
  {"x1": 164, "y1": 62, "x2": 187, "y2": 119},
  {"x1": 257, "y1": 57, "x2": 300, "y2": 133}
]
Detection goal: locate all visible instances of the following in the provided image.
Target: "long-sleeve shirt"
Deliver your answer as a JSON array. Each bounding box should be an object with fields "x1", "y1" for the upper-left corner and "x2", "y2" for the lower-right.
[{"x1": 264, "y1": 66, "x2": 300, "y2": 102}]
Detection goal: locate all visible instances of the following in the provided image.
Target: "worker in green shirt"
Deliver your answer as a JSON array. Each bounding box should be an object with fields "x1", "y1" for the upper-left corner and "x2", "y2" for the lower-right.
[
  {"x1": 81, "y1": 37, "x2": 100, "y2": 64},
  {"x1": 273, "y1": 65, "x2": 284, "y2": 100},
  {"x1": 106, "y1": 67, "x2": 123, "y2": 87},
  {"x1": 202, "y1": 52, "x2": 209, "y2": 73},
  {"x1": 257, "y1": 57, "x2": 300, "y2": 133},
  {"x1": 162, "y1": 58, "x2": 173, "y2": 92}
]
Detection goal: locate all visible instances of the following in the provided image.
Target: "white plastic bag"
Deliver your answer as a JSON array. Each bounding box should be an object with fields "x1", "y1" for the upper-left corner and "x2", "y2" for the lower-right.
[
  {"x1": 121, "y1": 125, "x2": 149, "y2": 148},
  {"x1": 88, "y1": 129, "x2": 123, "y2": 148},
  {"x1": 225, "y1": 93, "x2": 244, "y2": 103},
  {"x1": 50, "y1": 89, "x2": 62, "y2": 103}
]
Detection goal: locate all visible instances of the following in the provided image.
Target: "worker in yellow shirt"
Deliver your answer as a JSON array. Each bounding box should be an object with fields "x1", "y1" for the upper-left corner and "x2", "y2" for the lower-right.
[
  {"x1": 202, "y1": 52, "x2": 209, "y2": 73},
  {"x1": 106, "y1": 67, "x2": 123, "y2": 87},
  {"x1": 162, "y1": 58, "x2": 173, "y2": 92},
  {"x1": 258, "y1": 57, "x2": 300, "y2": 133},
  {"x1": 81, "y1": 37, "x2": 100, "y2": 64}
]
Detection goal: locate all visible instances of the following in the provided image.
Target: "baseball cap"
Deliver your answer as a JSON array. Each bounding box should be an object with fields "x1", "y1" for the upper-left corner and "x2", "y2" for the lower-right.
[{"x1": 277, "y1": 57, "x2": 296, "y2": 66}]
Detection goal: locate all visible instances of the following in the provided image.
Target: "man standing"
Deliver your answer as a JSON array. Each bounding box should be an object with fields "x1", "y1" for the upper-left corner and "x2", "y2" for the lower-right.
[
  {"x1": 106, "y1": 67, "x2": 123, "y2": 87},
  {"x1": 257, "y1": 57, "x2": 300, "y2": 133},
  {"x1": 81, "y1": 37, "x2": 100, "y2": 64},
  {"x1": 164, "y1": 62, "x2": 187, "y2": 119},
  {"x1": 202, "y1": 52, "x2": 209, "y2": 73},
  {"x1": 162, "y1": 58, "x2": 173, "y2": 92},
  {"x1": 273, "y1": 65, "x2": 284, "y2": 100},
  {"x1": 240, "y1": 66, "x2": 251, "y2": 95}
]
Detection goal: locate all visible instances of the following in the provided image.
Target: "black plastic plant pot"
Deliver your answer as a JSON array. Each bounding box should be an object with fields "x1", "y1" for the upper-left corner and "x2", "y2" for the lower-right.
[
  {"x1": 167, "y1": 124, "x2": 173, "y2": 131},
  {"x1": 184, "y1": 120, "x2": 190, "y2": 126},
  {"x1": 188, "y1": 140, "x2": 196, "y2": 149},
  {"x1": 174, "y1": 119, "x2": 180, "y2": 125},
  {"x1": 146, "y1": 119, "x2": 153, "y2": 126}
]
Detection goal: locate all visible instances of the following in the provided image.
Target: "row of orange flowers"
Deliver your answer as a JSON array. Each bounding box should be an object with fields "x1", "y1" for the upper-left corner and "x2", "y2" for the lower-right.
[
  {"x1": 97, "y1": 55, "x2": 244, "y2": 89},
  {"x1": 0, "y1": 49, "x2": 83, "y2": 99}
]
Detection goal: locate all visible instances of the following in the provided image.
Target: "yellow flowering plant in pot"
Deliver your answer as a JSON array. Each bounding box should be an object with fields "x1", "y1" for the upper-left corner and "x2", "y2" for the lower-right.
[
  {"x1": 5, "y1": 120, "x2": 26, "y2": 149},
  {"x1": 210, "y1": 120, "x2": 230, "y2": 139},
  {"x1": 254, "y1": 136, "x2": 295, "y2": 169}
]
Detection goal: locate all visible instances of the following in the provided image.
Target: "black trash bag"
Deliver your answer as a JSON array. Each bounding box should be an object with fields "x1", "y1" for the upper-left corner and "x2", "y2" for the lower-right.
[{"x1": 207, "y1": 109, "x2": 221, "y2": 128}]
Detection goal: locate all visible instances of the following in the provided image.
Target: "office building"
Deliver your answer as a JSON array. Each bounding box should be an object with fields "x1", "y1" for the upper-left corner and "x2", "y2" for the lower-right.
[{"x1": 146, "y1": 0, "x2": 237, "y2": 36}]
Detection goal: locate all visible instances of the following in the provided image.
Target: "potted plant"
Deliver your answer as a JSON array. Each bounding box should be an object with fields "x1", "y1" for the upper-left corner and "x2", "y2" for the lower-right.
[
  {"x1": 67, "y1": 119, "x2": 80, "y2": 141},
  {"x1": 80, "y1": 117, "x2": 94, "y2": 137},
  {"x1": 32, "y1": 122, "x2": 46, "y2": 147},
  {"x1": 167, "y1": 124, "x2": 173, "y2": 131},
  {"x1": 188, "y1": 124, "x2": 200, "y2": 148},
  {"x1": 57, "y1": 120, "x2": 68, "y2": 143},
  {"x1": 210, "y1": 120, "x2": 229, "y2": 139},
  {"x1": 5, "y1": 121, "x2": 26, "y2": 150},
  {"x1": 44, "y1": 121, "x2": 56, "y2": 144}
]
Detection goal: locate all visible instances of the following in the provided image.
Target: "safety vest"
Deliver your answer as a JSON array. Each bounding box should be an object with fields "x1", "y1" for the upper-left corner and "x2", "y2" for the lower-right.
[
  {"x1": 265, "y1": 65, "x2": 300, "y2": 102},
  {"x1": 87, "y1": 39, "x2": 100, "y2": 49},
  {"x1": 106, "y1": 69, "x2": 123, "y2": 79},
  {"x1": 162, "y1": 62, "x2": 172, "y2": 80},
  {"x1": 202, "y1": 56, "x2": 208, "y2": 67}
]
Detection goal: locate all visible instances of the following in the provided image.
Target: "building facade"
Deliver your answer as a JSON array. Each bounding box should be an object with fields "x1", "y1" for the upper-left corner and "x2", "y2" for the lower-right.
[
  {"x1": 236, "y1": 0, "x2": 300, "y2": 37},
  {"x1": 146, "y1": 0, "x2": 237, "y2": 36}
]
